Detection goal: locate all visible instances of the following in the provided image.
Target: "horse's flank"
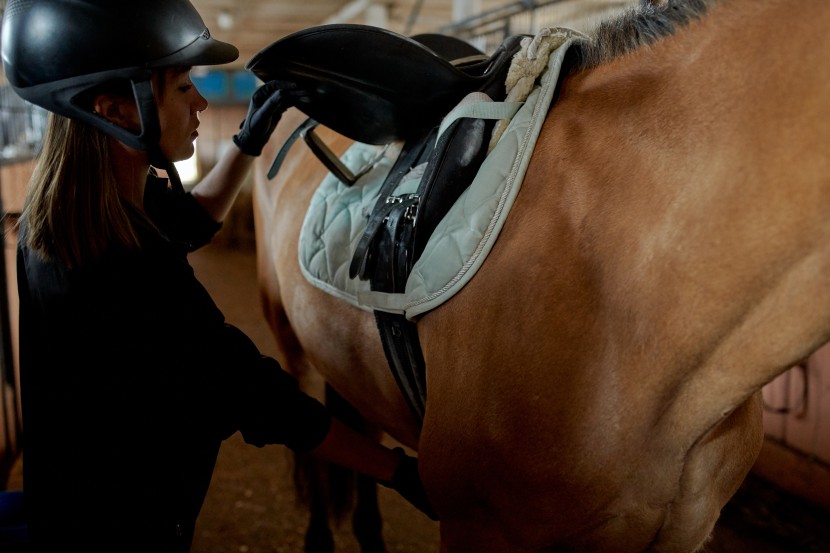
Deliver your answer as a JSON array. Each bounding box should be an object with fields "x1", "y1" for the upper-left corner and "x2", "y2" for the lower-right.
[
  {"x1": 254, "y1": 0, "x2": 830, "y2": 550},
  {"x1": 418, "y1": 0, "x2": 830, "y2": 550}
]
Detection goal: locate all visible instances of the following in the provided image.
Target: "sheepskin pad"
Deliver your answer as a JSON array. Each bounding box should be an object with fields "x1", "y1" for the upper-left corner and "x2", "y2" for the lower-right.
[{"x1": 298, "y1": 29, "x2": 585, "y2": 320}]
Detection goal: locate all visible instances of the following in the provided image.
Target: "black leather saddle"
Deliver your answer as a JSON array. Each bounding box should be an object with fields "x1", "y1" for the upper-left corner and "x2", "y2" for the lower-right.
[
  {"x1": 247, "y1": 24, "x2": 505, "y2": 144},
  {"x1": 248, "y1": 24, "x2": 526, "y2": 422}
]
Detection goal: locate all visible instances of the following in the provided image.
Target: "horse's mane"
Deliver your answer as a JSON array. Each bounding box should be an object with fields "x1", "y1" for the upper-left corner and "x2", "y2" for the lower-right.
[{"x1": 571, "y1": 0, "x2": 718, "y2": 70}]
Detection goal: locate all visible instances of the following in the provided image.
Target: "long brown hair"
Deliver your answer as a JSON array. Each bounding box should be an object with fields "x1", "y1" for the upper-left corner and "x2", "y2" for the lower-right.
[
  {"x1": 21, "y1": 112, "x2": 142, "y2": 268},
  {"x1": 20, "y1": 72, "x2": 176, "y2": 268}
]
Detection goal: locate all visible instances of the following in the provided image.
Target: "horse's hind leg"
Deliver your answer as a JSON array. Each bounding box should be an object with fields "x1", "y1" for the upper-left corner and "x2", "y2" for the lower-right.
[
  {"x1": 299, "y1": 457, "x2": 335, "y2": 553},
  {"x1": 326, "y1": 385, "x2": 387, "y2": 553},
  {"x1": 301, "y1": 479, "x2": 384, "y2": 553},
  {"x1": 352, "y1": 473, "x2": 385, "y2": 552},
  {"x1": 295, "y1": 385, "x2": 386, "y2": 553},
  {"x1": 256, "y1": 262, "x2": 385, "y2": 551}
]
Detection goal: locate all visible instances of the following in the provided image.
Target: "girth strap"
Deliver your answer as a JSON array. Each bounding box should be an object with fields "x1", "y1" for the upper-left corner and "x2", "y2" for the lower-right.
[
  {"x1": 375, "y1": 312, "x2": 427, "y2": 420},
  {"x1": 366, "y1": 191, "x2": 424, "y2": 420}
]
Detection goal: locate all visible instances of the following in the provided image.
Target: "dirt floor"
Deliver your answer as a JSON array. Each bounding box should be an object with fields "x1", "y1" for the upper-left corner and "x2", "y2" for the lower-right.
[{"x1": 187, "y1": 242, "x2": 830, "y2": 553}]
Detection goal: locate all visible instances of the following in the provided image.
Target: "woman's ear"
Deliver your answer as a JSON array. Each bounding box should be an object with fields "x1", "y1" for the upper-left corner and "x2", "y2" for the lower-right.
[{"x1": 92, "y1": 94, "x2": 141, "y2": 133}]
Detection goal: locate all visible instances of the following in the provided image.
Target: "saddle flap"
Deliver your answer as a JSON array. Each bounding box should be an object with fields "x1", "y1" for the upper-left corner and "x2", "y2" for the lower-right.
[{"x1": 246, "y1": 24, "x2": 488, "y2": 144}]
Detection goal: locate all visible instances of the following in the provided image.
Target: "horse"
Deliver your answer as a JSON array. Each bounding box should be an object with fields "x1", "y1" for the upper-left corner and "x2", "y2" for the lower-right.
[{"x1": 252, "y1": 0, "x2": 830, "y2": 550}]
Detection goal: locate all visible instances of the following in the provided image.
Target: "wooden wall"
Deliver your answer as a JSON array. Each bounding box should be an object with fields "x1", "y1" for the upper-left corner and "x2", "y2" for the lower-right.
[
  {"x1": 757, "y1": 349, "x2": 830, "y2": 510},
  {"x1": 0, "y1": 158, "x2": 29, "y2": 485}
]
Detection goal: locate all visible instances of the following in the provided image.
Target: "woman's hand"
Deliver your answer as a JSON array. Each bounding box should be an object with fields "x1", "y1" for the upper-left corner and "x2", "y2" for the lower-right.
[
  {"x1": 233, "y1": 80, "x2": 300, "y2": 156},
  {"x1": 380, "y1": 448, "x2": 439, "y2": 521}
]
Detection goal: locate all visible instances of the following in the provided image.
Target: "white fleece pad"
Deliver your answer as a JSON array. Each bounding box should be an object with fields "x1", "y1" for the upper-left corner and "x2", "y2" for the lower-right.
[{"x1": 298, "y1": 30, "x2": 585, "y2": 320}]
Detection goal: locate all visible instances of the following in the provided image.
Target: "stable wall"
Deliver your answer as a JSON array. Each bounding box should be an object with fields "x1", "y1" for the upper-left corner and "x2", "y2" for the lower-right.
[{"x1": 757, "y1": 350, "x2": 830, "y2": 511}]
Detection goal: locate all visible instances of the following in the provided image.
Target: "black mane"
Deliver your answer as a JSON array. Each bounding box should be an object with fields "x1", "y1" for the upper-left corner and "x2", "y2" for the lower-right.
[{"x1": 571, "y1": 0, "x2": 717, "y2": 70}]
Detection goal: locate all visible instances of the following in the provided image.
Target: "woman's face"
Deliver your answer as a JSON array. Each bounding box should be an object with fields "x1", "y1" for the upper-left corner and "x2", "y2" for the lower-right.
[{"x1": 155, "y1": 67, "x2": 208, "y2": 162}]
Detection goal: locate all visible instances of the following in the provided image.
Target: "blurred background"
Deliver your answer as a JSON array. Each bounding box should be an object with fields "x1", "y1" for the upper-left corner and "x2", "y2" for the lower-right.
[{"x1": 1, "y1": 1, "x2": 828, "y2": 551}]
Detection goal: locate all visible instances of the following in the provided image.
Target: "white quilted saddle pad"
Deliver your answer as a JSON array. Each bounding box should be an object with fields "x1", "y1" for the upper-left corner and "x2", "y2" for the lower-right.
[{"x1": 298, "y1": 30, "x2": 585, "y2": 320}]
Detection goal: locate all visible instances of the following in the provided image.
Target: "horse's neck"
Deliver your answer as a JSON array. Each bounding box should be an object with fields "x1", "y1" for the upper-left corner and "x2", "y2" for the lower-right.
[{"x1": 530, "y1": 0, "x2": 830, "y2": 435}]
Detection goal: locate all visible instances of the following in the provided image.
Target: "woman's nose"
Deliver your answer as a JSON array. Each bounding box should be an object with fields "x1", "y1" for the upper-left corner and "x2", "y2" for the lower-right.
[{"x1": 194, "y1": 90, "x2": 209, "y2": 113}]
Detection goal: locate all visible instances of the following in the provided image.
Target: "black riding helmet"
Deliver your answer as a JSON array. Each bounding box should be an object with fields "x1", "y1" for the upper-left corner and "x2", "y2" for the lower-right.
[{"x1": 1, "y1": 0, "x2": 237, "y2": 170}]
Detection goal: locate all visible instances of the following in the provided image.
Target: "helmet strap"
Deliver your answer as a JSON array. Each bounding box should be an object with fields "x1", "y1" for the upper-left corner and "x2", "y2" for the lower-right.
[
  {"x1": 131, "y1": 77, "x2": 185, "y2": 194},
  {"x1": 131, "y1": 78, "x2": 161, "y2": 153},
  {"x1": 160, "y1": 158, "x2": 185, "y2": 195}
]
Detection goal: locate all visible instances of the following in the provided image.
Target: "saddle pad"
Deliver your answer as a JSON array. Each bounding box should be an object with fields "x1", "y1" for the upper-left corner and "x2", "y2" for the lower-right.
[{"x1": 298, "y1": 30, "x2": 584, "y2": 320}]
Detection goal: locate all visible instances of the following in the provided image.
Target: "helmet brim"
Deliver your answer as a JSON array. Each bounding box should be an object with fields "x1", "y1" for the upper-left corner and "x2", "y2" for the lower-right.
[{"x1": 150, "y1": 33, "x2": 239, "y2": 69}]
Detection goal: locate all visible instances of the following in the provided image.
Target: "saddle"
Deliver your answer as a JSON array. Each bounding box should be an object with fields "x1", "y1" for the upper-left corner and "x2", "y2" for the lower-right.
[
  {"x1": 247, "y1": 24, "x2": 514, "y2": 143},
  {"x1": 248, "y1": 24, "x2": 525, "y2": 421}
]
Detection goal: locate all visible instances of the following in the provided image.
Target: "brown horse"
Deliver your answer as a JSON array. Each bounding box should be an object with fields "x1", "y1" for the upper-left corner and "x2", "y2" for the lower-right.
[{"x1": 253, "y1": 0, "x2": 830, "y2": 550}]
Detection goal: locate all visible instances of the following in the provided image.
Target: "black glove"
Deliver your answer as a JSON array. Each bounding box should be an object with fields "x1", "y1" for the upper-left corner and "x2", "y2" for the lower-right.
[
  {"x1": 233, "y1": 80, "x2": 297, "y2": 156},
  {"x1": 380, "y1": 448, "x2": 438, "y2": 521}
]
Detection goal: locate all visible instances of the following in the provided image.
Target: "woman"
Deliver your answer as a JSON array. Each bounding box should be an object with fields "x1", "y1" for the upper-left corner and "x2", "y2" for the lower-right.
[{"x1": 1, "y1": 1, "x2": 434, "y2": 551}]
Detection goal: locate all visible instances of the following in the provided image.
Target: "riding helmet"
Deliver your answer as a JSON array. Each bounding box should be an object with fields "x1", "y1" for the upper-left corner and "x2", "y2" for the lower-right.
[{"x1": 1, "y1": 0, "x2": 238, "y2": 153}]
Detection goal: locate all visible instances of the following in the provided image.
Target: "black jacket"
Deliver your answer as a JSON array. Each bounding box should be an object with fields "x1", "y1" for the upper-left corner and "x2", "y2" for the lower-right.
[{"x1": 17, "y1": 176, "x2": 331, "y2": 552}]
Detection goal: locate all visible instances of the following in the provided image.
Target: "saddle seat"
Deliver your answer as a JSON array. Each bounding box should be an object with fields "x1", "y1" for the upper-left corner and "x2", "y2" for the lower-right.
[{"x1": 246, "y1": 24, "x2": 512, "y2": 144}]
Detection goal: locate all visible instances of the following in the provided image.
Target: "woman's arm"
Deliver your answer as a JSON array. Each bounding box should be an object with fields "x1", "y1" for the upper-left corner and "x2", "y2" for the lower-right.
[
  {"x1": 308, "y1": 418, "x2": 438, "y2": 520},
  {"x1": 309, "y1": 418, "x2": 400, "y2": 481},
  {"x1": 189, "y1": 145, "x2": 254, "y2": 222},
  {"x1": 190, "y1": 80, "x2": 291, "y2": 222}
]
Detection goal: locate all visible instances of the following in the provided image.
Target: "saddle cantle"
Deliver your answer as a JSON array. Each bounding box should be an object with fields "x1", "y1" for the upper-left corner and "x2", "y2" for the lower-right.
[{"x1": 246, "y1": 23, "x2": 509, "y2": 144}]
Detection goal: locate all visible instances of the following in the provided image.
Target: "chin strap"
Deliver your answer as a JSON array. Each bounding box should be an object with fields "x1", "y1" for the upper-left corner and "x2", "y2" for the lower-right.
[
  {"x1": 161, "y1": 159, "x2": 185, "y2": 194},
  {"x1": 131, "y1": 77, "x2": 185, "y2": 195},
  {"x1": 150, "y1": 153, "x2": 184, "y2": 194}
]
